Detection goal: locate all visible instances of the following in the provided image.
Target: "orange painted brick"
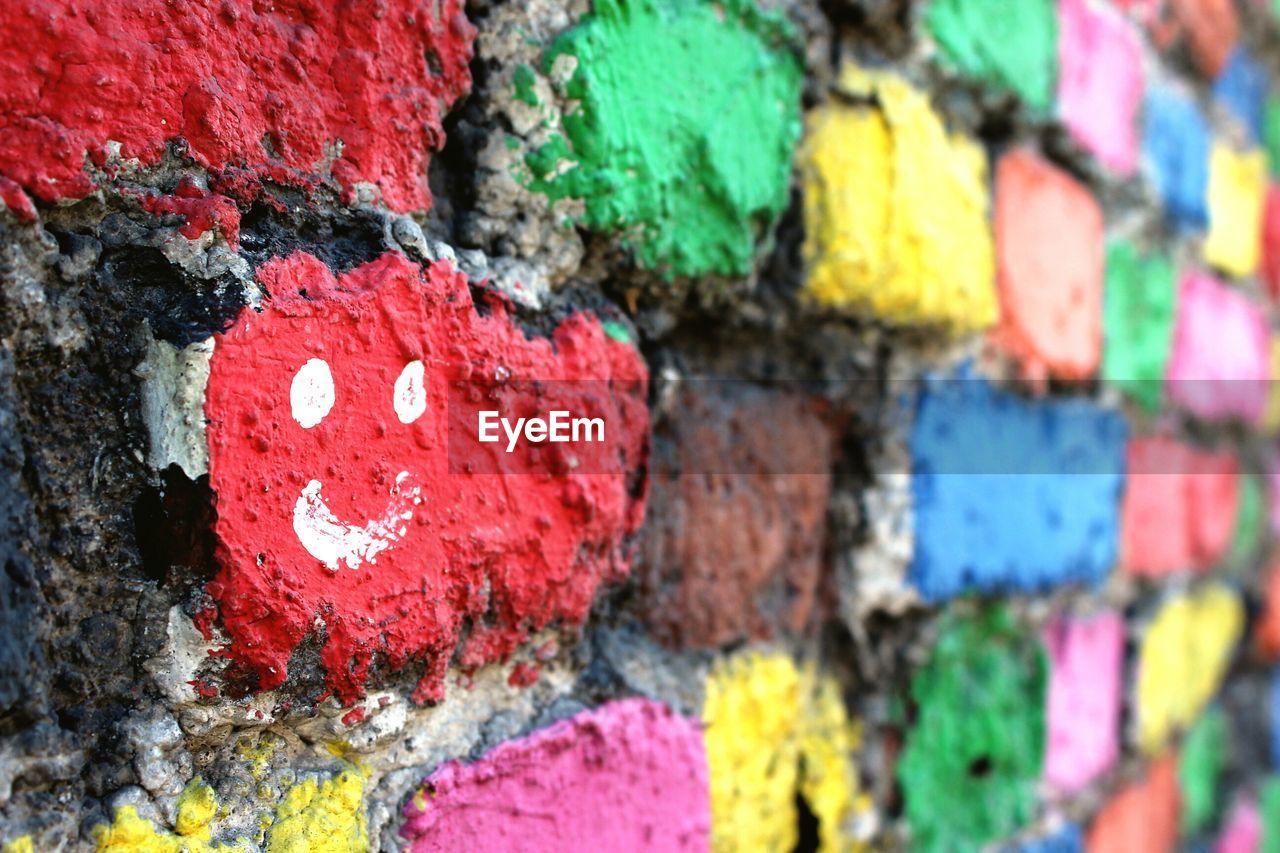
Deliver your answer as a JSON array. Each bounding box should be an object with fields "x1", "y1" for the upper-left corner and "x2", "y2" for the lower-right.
[
  {"x1": 1257, "y1": 556, "x2": 1280, "y2": 659},
  {"x1": 994, "y1": 149, "x2": 1105, "y2": 381},
  {"x1": 1086, "y1": 753, "x2": 1181, "y2": 853}
]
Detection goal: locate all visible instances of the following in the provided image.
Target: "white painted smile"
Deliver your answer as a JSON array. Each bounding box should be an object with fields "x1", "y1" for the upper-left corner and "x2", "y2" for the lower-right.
[{"x1": 292, "y1": 470, "x2": 422, "y2": 571}]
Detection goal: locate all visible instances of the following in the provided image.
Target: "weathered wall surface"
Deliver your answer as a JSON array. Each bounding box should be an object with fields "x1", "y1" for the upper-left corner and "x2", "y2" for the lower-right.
[{"x1": 4, "y1": 0, "x2": 1280, "y2": 850}]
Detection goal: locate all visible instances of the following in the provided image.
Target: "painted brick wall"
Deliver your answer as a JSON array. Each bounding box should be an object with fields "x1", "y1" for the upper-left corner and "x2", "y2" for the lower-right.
[{"x1": 5, "y1": 0, "x2": 1280, "y2": 851}]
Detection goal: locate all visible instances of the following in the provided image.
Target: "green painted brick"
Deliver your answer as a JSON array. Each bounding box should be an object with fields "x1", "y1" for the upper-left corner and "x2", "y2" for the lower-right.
[
  {"x1": 1230, "y1": 475, "x2": 1264, "y2": 566},
  {"x1": 524, "y1": 0, "x2": 803, "y2": 279},
  {"x1": 1102, "y1": 239, "x2": 1176, "y2": 413},
  {"x1": 1179, "y1": 706, "x2": 1227, "y2": 835},
  {"x1": 1263, "y1": 776, "x2": 1280, "y2": 853},
  {"x1": 1265, "y1": 97, "x2": 1280, "y2": 178},
  {"x1": 512, "y1": 63, "x2": 539, "y2": 107},
  {"x1": 898, "y1": 605, "x2": 1047, "y2": 852},
  {"x1": 925, "y1": 0, "x2": 1057, "y2": 112}
]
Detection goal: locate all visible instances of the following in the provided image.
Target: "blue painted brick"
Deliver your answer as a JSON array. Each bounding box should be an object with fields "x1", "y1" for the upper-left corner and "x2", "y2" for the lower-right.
[
  {"x1": 1008, "y1": 825, "x2": 1084, "y2": 853},
  {"x1": 1213, "y1": 47, "x2": 1267, "y2": 143},
  {"x1": 909, "y1": 374, "x2": 1128, "y2": 601},
  {"x1": 1143, "y1": 86, "x2": 1211, "y2": 232}
]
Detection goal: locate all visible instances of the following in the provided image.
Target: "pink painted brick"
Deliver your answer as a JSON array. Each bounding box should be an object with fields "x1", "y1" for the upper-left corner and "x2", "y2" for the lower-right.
[
  {"x1": 1059, "y1": 0, "x2": 1144, "y2": 175},
  {"x1": 1216, "y1": 796, "x2": 1261, "y2": 853},
  {"x1": 1043, "y1": 611, "x2": 1124, "y2": 794},
  {"x1": 401, "y1": 698, "x2": 710, "y2": 852},
  {"x1": 1166, "y1": 271, "x2": 1270, "y2": 423}
]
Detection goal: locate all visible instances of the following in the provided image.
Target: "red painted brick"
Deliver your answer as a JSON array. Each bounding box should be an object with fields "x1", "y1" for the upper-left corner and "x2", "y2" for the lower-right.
[
  {"x1": 1121, "y1": 437, "x2": 1239, "y2": 576},
  {"x1": 634, "y1": 386, "x2": 833, "y2": 648},
  {"x1": 994, "y1": 149, "x2": 1105, "y2": 381},
  {"x1": 204, "y1": 251, "x2": 649, "y2": 704},
  {"x1": 1261, "y1": 185, "x2": 1280, "y2": 303},
  {"x1": 0, "y1": 1, "x2": 474, "y2": 211}
]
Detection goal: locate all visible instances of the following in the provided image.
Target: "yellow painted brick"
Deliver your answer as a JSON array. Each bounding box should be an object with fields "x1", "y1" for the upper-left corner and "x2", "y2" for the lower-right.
[
  {"x1": 1264, "y1": 337, "x2": 1280, "y2": 433},
  {"x1": 267, "y1": 765, "x2": 367, "y2": 853},
  {"x1": 703, "y1": 652, "x2": 867, "y2": 852},
  {"x1": 1206, "y1": 144, "x2": 1266, "y2": 279},
  {"x1": 93, "y1": 803, "x2": 248, "y2": 853},
  {"x1": 1136, "y1": 584, "x2": 1243, "y2": 755},
  {"x1": 802, "y1": 64, "x2": 997, "y2": 333}
]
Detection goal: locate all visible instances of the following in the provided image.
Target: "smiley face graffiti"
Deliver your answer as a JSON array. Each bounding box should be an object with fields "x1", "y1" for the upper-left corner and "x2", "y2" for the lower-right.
[{"x1": 203, "y1": 251, "x2": 649, "y2": 704}]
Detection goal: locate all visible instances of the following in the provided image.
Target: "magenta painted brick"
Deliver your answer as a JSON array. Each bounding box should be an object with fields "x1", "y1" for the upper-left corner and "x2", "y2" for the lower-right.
[
  {"x1": 1042, "y1": 611, "x2": 1124, "y2": 794},
  {"x1": 1216, "y1": 796, "x2": 1261, "y2": 853},
  {"x1": 1058, "y1": 0, "x2": 1143, "y2": 175},
  {"x1": 400, "y1": 698, "x2": 710, "y2": 852},
  {"x1": 1165, "y1": 271, "x2": 1270, "y2": 423}
]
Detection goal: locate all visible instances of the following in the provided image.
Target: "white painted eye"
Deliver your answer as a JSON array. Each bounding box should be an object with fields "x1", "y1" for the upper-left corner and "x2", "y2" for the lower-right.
[
  {"x1": 291, "y1": 358, "x2": 335, "y2": 429},
  {"x1": 394, "y1": 360, "x2": 426, "y2": 424}
]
